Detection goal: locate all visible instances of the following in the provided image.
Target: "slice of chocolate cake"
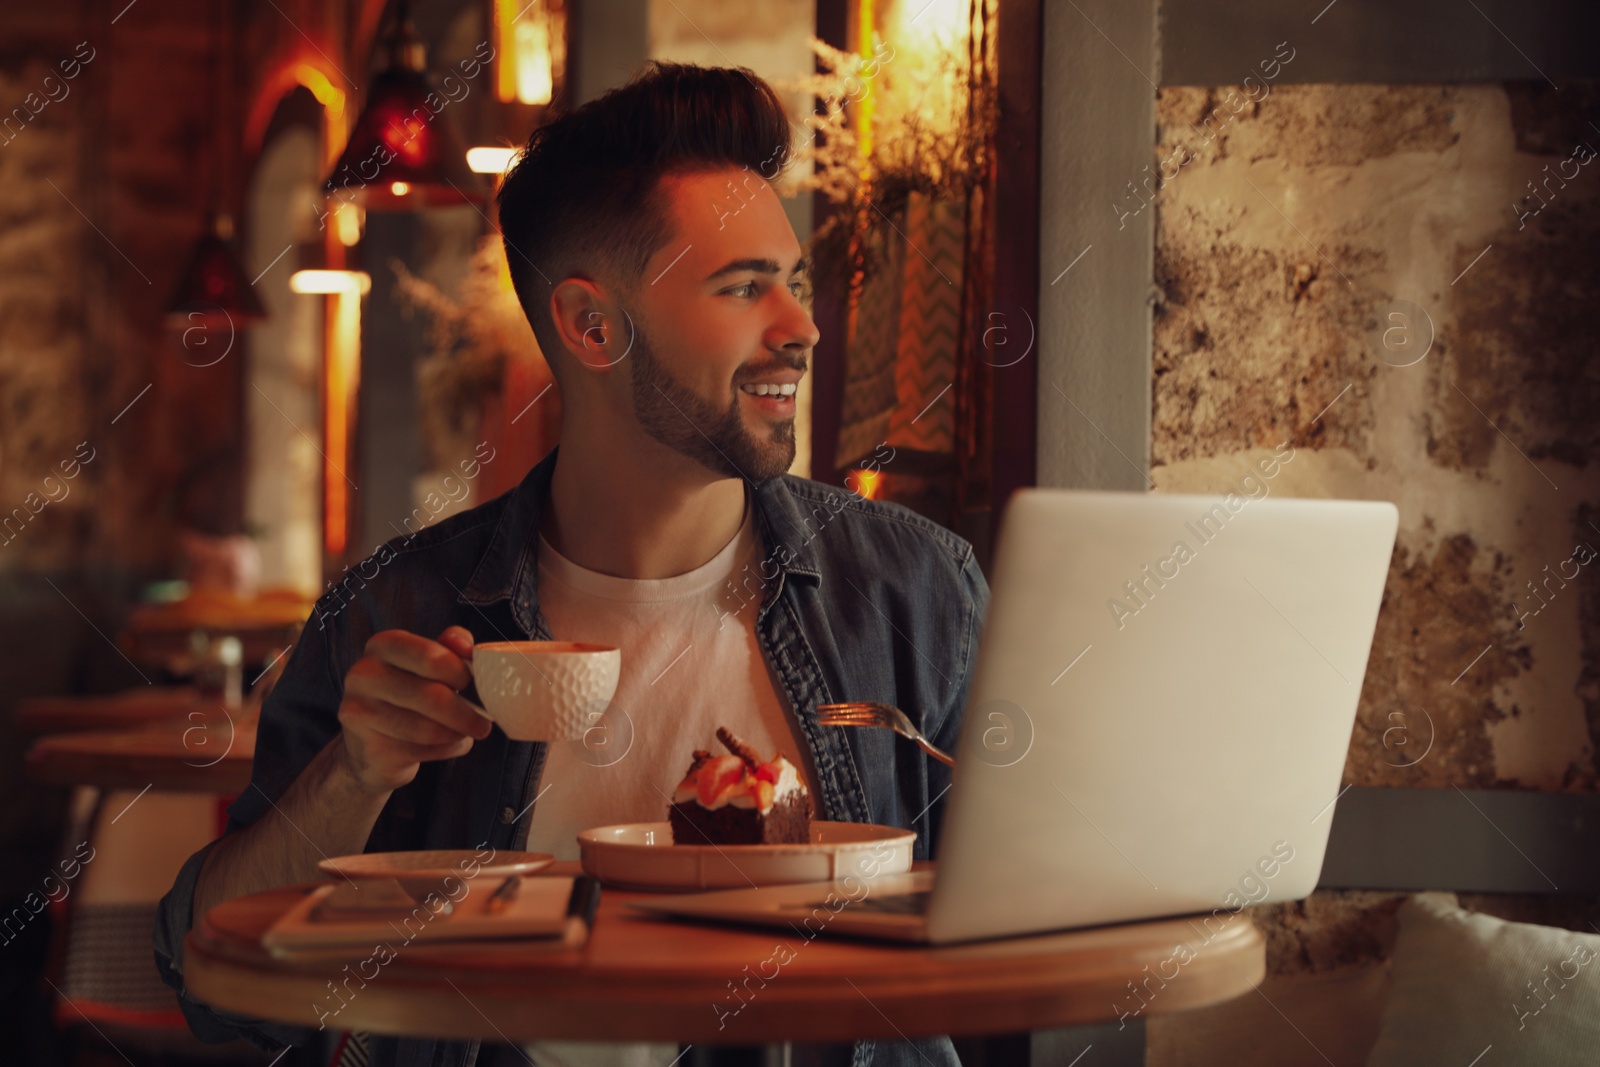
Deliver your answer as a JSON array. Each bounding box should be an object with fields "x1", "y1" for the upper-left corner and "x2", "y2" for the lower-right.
[{"x1": 668, "y1": 726, "x2": 813, "y2": 845}]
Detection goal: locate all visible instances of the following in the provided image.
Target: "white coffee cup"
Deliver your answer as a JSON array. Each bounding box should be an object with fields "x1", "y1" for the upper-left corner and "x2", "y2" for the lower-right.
[{"x1": 470, "y1": 641, "x2": 621, "y2": 741}]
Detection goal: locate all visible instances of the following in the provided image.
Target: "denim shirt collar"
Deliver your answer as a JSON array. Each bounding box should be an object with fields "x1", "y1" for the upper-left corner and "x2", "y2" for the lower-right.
[{"x1": 456, "y1": 445, "x2": 824, "y2": 636}]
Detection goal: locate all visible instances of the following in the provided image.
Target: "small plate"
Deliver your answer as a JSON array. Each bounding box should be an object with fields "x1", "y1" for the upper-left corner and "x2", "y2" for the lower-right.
[
  {"x1": 318, "y1": 849, "x2": 554, "y2": 900},
  {"x1": 578, "y1": 821, "x2": 915, "y2": 891}
]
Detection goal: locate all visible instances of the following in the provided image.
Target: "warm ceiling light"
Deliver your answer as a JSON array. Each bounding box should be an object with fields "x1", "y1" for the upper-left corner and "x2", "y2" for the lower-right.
[
  {"x1": 849, "y1": 467, "x2": 884, "y2": 500},
  {"x1": 494, "y1": 0, "x2": 565, "y2": 106},
  {"x1": 289, "y1": 269, "x2": 372, "y2": 295},
  {"x1": 514, "y1": 17, "x2": 553, "y2": 104},
  {"x1": 166, "y1": 212, "x2": 266, "y2": 324},
  {"x1": 323, "y1": 1, "x2": 480, "y2": 211},
  {"x1": 332, "y1": 201, "x2": 363, "y2": 247},
  {"x1": 466, "y1": 146, "x2": 517, "y2": 174}
]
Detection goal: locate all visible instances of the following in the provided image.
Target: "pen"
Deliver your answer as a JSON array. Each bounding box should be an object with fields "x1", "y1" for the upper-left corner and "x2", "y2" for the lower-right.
[{"x1": 486, "y1": 875, "x2": 521, "y2": 915}]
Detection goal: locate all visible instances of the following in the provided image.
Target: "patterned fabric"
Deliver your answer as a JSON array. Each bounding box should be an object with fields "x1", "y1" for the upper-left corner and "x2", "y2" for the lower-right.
[
  {"x1": 835, "y1": 192, "x2": 968, "y2": 468},
  {"x1": 888, "y1": 193, "x2": 965, "y2": 454},
  {"x1": 63, "y1": 902, "x2": 181, "y2": 1015},
  {"x1": 836, "y1": 215, "x2": 905, "y2": 467}
]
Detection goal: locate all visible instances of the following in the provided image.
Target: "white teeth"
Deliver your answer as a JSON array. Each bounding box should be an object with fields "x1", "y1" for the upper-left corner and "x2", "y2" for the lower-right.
[{"x1": 740, "y1": 382, "x2": 797, "y2": 397}]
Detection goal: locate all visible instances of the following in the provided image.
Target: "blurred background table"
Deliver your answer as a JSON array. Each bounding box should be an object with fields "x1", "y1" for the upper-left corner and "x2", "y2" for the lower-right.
[
  {"x1": 15, "y1": 686, "x2": 210, "y2": 736},
  {"x1": 119, "y1": 589, "x2": 310, "y2": 677},
  {"x1": 25, "y1": 714, "x2": 256, "y2": 794}
]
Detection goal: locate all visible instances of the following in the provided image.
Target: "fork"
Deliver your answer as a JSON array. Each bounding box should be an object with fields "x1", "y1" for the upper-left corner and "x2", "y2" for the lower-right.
[{"x1": 816, "y1": 702, "x2": 957, "y2": 767}]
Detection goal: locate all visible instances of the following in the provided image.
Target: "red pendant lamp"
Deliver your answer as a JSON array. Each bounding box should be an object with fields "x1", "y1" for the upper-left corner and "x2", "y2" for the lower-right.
[
  {"x1": 168, "y1": 211, "x2": 267, "y2": 324},
  {"x1": 166, "y1": 2, "x2": 265, "y2": 325},
  {"x1": 324, "y1": 0, "x2": 483, "y2": 211}
]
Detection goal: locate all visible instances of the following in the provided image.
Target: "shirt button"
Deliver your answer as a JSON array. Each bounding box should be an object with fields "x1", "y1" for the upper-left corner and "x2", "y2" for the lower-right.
[{"x1": 499, "y1": 806, "x2": 517, "y2": 824}]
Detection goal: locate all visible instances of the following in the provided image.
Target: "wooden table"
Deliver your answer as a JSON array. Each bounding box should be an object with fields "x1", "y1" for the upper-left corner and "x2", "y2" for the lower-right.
[
  {"x1": 185, "y1": 861, "x2": 1264, "y2": 1045},
  {"x1": 15, "y1": 686, "x2": 209, "y2": 735},
  {"x1": 120, "y1": 590, "x2": 309, "y2": 674},
  {"x1": 25, "y1": 713, "x2": 256, "y2": 794}
]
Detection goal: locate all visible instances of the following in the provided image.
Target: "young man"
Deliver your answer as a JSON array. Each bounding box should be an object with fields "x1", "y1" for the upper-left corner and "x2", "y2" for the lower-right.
[{"x1": 156, "y1": 62, "x2": 988, "y2": 1067}]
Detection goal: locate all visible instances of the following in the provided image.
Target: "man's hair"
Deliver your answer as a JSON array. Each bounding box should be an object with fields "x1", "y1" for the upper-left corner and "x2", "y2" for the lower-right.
[{"x1": 496, "y1": 62, "x2": 793, "y2": 362}]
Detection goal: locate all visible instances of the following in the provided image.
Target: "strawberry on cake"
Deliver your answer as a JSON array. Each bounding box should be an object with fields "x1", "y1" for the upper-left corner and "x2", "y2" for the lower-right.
[{"x1": 668, "y1": 727, "x2": 813, "y2": 845}]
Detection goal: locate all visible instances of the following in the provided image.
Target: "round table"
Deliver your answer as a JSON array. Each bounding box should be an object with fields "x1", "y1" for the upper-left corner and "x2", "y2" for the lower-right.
[
  {"x1": 185, "y1": 861, "x2": 1264, "y2": 1045},
  {"x1": 25, "y1": 713, "x2": 256, "y2": 794}
]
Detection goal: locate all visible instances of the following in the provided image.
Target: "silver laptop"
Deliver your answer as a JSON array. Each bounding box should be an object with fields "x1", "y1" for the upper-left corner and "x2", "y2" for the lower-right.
[{"x1": 630, "y1": 488, "x2": 1399, "y2": 943}]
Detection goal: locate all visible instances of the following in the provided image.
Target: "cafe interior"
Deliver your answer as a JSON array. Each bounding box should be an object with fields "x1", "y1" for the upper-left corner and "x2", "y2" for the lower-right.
[{"x1": 1, "y1": 0, "x2": 1597, "y2": 1064}]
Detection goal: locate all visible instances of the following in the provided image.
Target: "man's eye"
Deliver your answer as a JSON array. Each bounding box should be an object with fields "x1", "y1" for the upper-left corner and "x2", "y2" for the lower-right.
[
  {"x1": 726, "y1": 282, "x2": 757, "y2": 298},
  {"x1": 788, "y1": 279, "x2": 807, "y2": 296}
]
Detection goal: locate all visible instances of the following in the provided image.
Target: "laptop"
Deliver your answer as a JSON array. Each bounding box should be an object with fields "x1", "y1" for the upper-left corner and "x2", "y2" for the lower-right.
[{"x1": 630, "y1": 488, "x2": 1399, "y2": 943}]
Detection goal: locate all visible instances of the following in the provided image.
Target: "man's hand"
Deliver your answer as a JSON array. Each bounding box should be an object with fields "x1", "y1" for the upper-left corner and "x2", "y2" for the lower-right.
[
  {"x1": 191, "y1": 626, "x2": 489, "y2": 927},
  {"x1": 335, "y1": 626, "x2": 492, "y2": 795}
]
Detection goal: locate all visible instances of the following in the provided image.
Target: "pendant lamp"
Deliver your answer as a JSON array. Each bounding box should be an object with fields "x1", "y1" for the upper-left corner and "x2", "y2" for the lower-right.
[
  {"x1": 324, "y1": 0, "x2": 482, "y2": 211},
  {"x1": 166, "y1": 2, "x2": 264, "y2": 325},
  {"x1": 168, "y1": 211, "x2": 267, "y2": 323}
]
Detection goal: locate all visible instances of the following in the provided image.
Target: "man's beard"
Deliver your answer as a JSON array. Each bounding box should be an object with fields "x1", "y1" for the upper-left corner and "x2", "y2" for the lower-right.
[{"x1": 625, "y1": 318, "x2": 799, "y2": 483}]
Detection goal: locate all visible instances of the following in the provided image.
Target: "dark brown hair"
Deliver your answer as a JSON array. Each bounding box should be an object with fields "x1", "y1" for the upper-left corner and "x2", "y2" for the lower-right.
[{"x1": 496, "y1": 61, "x2": 793, "y2": 360}]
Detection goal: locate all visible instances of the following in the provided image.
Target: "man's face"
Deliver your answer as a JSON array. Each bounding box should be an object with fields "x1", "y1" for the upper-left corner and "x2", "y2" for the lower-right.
[{"x1": 617, "y1": 166, "x2": 818, "y2": 483}]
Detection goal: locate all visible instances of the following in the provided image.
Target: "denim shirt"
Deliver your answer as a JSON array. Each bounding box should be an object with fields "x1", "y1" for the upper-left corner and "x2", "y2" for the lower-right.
[{"x1": 155, "y1": 446, "x2": 989, "y2": 1067}]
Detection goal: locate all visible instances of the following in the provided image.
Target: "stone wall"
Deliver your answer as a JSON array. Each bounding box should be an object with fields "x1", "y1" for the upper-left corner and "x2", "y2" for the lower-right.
[{"x1": 1151, "y1": 81, "x2": 1599, "y2": 794}]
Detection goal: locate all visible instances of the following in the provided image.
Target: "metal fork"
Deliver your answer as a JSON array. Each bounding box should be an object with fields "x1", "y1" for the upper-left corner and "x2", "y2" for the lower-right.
[{"x1": 816, "y1": 702, "x2": 957, "y2": 767}]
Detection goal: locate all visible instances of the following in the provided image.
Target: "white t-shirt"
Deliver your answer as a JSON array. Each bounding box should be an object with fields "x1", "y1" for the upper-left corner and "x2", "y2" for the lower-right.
[
  {"x1": 518, "y1": 492, "x2": 817, "y2": 1067},
  {"x1": 524, "y1": 490, "x2": 817, "y2": 859}
]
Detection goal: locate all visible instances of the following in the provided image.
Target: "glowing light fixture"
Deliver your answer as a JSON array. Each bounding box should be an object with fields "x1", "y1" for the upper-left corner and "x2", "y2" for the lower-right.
[
  {"x1": 167, "y1": 212, "x2": 267, "y2": 324},
  {"x1": 466, "y1": 146, "x2": 518, "y2": 174},
  {"x1": 289, "y1": 269, "x2": 372, "y2": 295},
  {"x1": 288, "y1": 269, "x2": 368, "y2": 558},
  {"x1": 896, "y1": 0, "x2": 965, "y2": 50},
  {"x1": 494, "y1": 0, "x2": 565, "y2": 106},
  {"x1": 167, "y1": 3, "x2": 265, "y2": 327},
  {"x1": 331, "y1": 201, "x2": 363, "y2": 247},
  {"x1": 849, "y1": 467, "x2": 884, "y2": 500},
  {"x1": 324, "y1": 0, "x2": 480, "y2": 211}
]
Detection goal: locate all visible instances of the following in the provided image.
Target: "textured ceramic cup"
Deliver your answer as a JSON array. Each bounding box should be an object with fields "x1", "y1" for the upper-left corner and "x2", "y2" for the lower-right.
[{"x1": 471, "y1": 641, "x2": 620, "y2": 741}]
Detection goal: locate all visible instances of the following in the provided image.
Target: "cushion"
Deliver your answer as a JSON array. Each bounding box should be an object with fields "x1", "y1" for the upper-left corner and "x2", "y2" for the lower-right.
[{"x1": 1365, "y1": 892, "x2": 1600, "y2": 1066}]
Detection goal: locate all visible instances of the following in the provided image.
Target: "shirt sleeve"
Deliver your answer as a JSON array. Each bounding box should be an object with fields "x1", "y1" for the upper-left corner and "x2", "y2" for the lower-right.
[
  {"x1": 152, "y1": 608, "x2": 349, "y2": 1048},
  {"x1": 926, "y1": 548, "x2": 990, "y2": 861}
]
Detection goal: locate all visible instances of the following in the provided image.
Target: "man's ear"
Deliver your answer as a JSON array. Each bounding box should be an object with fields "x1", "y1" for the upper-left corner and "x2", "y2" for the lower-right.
[{"x1": 549, "y1": 278, "x2": 629, "y2": 371}]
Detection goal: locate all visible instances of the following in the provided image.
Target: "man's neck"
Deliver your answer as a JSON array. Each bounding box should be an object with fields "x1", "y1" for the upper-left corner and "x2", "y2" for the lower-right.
[{"x1": 540, "y1": 434, "x2": 749, "y2": 580}]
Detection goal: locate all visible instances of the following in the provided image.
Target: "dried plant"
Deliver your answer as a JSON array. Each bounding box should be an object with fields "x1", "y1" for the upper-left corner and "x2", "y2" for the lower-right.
[
  {"x1": 779, "y1": 23, "x2": 997, "y2": 273},
  {"x1": 392, "y1": 237, "x2": 544, "y2": 470}
]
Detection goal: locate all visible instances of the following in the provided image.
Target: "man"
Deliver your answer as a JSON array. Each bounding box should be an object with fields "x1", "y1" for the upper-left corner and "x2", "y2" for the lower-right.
[{"x1": 156, "y1": 62, "x2": 988, "y2": 1067}]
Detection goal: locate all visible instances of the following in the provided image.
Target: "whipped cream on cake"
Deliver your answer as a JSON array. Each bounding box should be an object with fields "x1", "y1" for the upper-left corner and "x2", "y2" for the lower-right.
[
  {"x1": 668, "y1": 727, "x2": 813, "y2": 845},
  {"x1": 671, "y1": 751, "x2": 802, "y2": 811}
]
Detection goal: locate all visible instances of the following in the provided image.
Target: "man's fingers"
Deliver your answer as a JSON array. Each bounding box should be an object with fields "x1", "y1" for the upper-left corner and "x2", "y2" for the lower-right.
[
  {"x1": 436, "y1": 626, "x2": 475, "y2": 663},
  {"x1": 359, "y1": 730, "x2": 474, "y2": 767},
  {"x1": 341, "y1": 696, "x2": 479, "y2": 749},
  {"x1": 347, "y1": 659, "x2": 492, "y2": 739},
  {"x1": 364, "y1": 629, "x2": 473, "y2": 690}
]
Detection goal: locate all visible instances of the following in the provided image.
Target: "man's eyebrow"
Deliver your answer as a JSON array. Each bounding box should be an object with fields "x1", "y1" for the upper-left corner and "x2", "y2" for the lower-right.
[{"x1": 703, "y1": 256, "x2": 808, "y2": 282}]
